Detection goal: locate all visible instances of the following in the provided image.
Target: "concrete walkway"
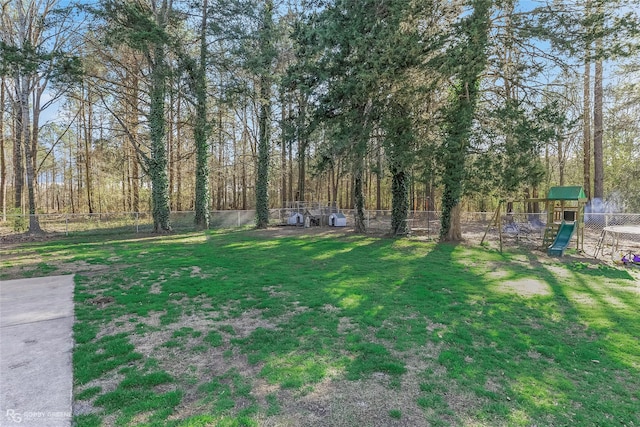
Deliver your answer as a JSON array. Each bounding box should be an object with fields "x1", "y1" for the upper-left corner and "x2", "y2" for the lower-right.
[{"x1": 0, "y1": 275, "x2": 74, "y2": 427}]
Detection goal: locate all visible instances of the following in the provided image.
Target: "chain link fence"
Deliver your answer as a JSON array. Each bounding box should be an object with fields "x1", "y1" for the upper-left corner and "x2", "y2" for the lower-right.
[
  {"x1": 0, "y1": 210, "x2": 283, "y2": 236},
  {"x1": 2, "y1": 210, "x2": 639, "y2": 258}
]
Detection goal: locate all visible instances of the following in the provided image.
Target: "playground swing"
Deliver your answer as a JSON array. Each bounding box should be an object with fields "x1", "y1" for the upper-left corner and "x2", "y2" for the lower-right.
[{"x1": 480, "y1": 186, "x2": 587, "y2": 256}]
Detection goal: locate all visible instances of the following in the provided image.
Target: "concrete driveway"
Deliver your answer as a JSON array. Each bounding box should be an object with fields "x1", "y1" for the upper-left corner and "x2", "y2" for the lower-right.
[{"x1": 0, "y1": 275, "x2": 74, "y2": 427}]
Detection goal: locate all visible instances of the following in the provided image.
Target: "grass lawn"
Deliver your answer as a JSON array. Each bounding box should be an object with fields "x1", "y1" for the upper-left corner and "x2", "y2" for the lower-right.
[{"x1": 2, "y1": 228, "x2": 639, "y2": 426}]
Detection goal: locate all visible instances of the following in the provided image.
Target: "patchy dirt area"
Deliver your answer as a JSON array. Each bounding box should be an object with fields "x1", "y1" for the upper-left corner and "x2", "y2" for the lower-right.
[
  {"x1": 493, "y1": 278, "x2": 552, "y2": 297},
  {"x1": 74, "y1": 300, "x2": 468, "y2": 427},
  {"x1": 0, "y1": 247, "x2": 112, "y2": 281}
]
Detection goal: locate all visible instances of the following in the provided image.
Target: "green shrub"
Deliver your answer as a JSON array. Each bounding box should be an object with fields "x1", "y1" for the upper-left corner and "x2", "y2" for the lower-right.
[{"x1": 11, "y1": 208, "x2": 27, "y2": 232}]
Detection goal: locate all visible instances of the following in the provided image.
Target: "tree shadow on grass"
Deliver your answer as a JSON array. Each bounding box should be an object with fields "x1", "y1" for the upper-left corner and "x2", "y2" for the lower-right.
[
  {"x1": 70, "y1": 230, "x2": 640, "y2": 426},
  {"x1": 389, "y1": 242, "x2": 640, "y2": 426}
]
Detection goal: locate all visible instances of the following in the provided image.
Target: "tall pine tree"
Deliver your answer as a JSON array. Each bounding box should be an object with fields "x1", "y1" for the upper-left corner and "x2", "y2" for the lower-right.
[{"x1": 438, "y1": 0, "x2": 491, "y2": 241}]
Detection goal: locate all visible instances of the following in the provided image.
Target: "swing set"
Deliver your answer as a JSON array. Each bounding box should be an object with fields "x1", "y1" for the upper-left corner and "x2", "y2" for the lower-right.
[{"x1": 481, "y1": 186, "x2": 587, "y2": 256}]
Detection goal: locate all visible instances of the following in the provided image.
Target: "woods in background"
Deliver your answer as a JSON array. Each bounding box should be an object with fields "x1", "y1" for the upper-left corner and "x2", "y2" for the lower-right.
[{"x1": 1, "y1": 0, "x2": 639, "y2": 239}]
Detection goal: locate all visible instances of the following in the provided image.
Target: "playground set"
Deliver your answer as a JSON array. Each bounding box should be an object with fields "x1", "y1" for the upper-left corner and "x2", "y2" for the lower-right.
[
  {"x1": 539, "y1": 186, "x2": 587, "y2": 256},
  {"x1": 484, "y1": 185, "x2": 640, "y2": 262},
  {"x1": 482, "y1": 186, "x2": 587, "y2": 256}
]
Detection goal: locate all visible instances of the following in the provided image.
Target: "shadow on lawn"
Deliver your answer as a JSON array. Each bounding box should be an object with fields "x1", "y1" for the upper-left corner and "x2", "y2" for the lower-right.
[
  {"x1": 0, "y1": 231, "x2": 213, "y2": 281},
  {"x1": 69, "y1": 230, "x2": 639, "y2": 426},
  {"x1": 388, "y1": 242, "x2": 640, "y2": 425}
]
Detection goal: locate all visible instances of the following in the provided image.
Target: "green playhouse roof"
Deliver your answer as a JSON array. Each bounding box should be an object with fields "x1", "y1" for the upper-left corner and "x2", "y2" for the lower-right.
[{"x1": 547, "y1": 186, "x2": 587, "y2": 201}]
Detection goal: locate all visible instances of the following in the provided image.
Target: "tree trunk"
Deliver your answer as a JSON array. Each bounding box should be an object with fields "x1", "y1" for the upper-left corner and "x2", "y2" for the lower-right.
[
  {"x1": 216, "y1": 123, "x2": 224, "y2": 210},
  {"x1": 20, "y1": 82, "x2": 42, "y2": 233},
  {"x1": 149, "y1": 45, "x2": 171, "y2": 232},
  {"x1": 444, "y1": 204, "x2": 462, "y2": 241},
  {"x1": 376, "y1": 141, "x2": 382, "y2": 211},
  {"x1": 0, "y1": 79, "x2": 6, "y2": 220},
  {"x1": 68, "y1": 143, "x2": 75, "y2": 213},
  {"x1": 582, "y1": 0, "x2": 592, "y2": 200},
  {"x1": 440, "y1": 0, "x2": 490, "y2": 242},
  {"x1": 168, "y1": 88, "x2": 175, "y2": 210},
  {"x1": 255, "y1": 0, "x2": 274, "y2": 229},
  {"x1": 124, "y1": 70, "x2": 141, "y2": 213},
  {"x1": 175, "y1": 95, "x2": 183, "y2": 211},
  {"x1": 194, "y1": 0, "x2": 211, "y2": 230},
  {"x1": 353, "y1": 157, "x2": 366, "y2": 233},
  {"x1": 83, "y1": 83, "x2": 94, "y2": 213},
  {"x1": 558, "y1": 137, "x2": 565, "y2": 186},
  {"x1": 231, "y1": 120, "x2": 238, "y2": 208},
  {"x1": 297, "y1": 140, "x2": 306, "y2": 202},
  {"x1": 583, "y1": 58, "x2": 592, "y2": 199},
  {"x1": 256, "y1": 84, "x2": 271, "y2": 227},
  {"x1": 296, "y1": 96, "x2": 307, "y2": 202},
  {"x1": 121, "y1": 158, "x2": 127, "y2": 212},
  {"x1": 593, "y1": 42, "x2": 604, "y2": 199},
  {"x1": 280, "y1": 94, "x2": 287, "y2": 208},
  {"x1": 288, "y1": 135, "x2": 293, "y2": 203},
  {"x1": 241, "y1": 124, "x2": 247, "y2": 210},
  {"x1": 13, "y1": 81, "x2": 24, "y2": 210},
  {"x1": 131, "y1": 146, "x2": 140, "y2": 213},
  {"x1": 390, "y1": 169, "x2": 409, "y2": 235}
]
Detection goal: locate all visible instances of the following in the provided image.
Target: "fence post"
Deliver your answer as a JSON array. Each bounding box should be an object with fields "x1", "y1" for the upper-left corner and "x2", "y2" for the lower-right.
[
  {"x1": 135, "y1": 212, "x2": 139, "y2": 233},
  {"x1": 237, "y1": 211, "x2": 240, "y2": 227},
  {"x1": 65, "y1": 216, "x2": 68, "y2": 236}
]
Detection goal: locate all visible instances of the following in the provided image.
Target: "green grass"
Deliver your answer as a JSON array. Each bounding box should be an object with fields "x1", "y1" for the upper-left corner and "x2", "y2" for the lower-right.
[
  {"x1": 389, "y1": 409, "x2": 402, "y2": 419},
  {"x1": 4, "y1": 230, "x2": 639, "y2": 426}
]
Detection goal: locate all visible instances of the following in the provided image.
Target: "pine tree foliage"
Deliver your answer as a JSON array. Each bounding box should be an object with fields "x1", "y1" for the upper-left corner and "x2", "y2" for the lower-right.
[
  {"x1": 92, "y1": 0, "x2": 177, "y2": 232},
  {"x1": 291, "y1": 0, "x2": 446, "y2": 234},
  {"x1": 437, "y1": 0, "x2": 491, "y2": 241},
  {"x1": 2, "y1": 0, "x2": 640, "y2": 233}
]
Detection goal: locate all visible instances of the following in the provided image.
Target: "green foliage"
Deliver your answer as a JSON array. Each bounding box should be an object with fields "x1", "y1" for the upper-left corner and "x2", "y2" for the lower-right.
[
  {"x1": 73, "y1": 333, "x2": 143, "y2": 385},
  {"x1": 0, "y1": 15, "x2": 82, "y2": 84},
  {"x1": 346, "y1": 342, "x2": 406, "y2": 380},
  {"x1": 467, "y1": 99, "x2": 556, "y2": 196},
  {"x1": 438, "y1": 0, "x2": 492, "y2": 241},
  {"x1": 94, "y1": 0, "x2": 173, "y2": 53},
  {"x1": 75, "y1": 386, "x2": 102, "y2": 401},
  {"x1": 10, "y1": 208, "x2": 27, "y2": 232},
  {"x1": 266, "y1": 393, "x2": 280, "y2": 416},
  {"x1": 93, "y1": 0, "x2": 173, "y2": 233},
  {"x1": 527, "y1": 0, "x2": 640, "y2": 60},
  {"x1": 389, "y1": 409, "x2": 402, "y2": 419},
  {"x1": 72, "y1": 414, "x2": 101, "y2": 427},
  {"x1": 204, "y1": 330, "x2": 224, "y2": 347},
  {"x1": 384, "y1": 103, "x2": 415, "y2": 235},
  {"x1": 293, "y1": 1, "x2": 431, "y2": 232}
]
